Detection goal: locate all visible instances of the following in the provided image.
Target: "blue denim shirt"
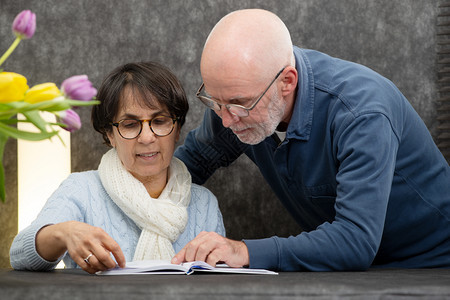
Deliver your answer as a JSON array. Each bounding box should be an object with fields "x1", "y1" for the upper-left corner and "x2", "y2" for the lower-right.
[{"x1": 175, "y1": 47, "x2": 450, "y2": 271}]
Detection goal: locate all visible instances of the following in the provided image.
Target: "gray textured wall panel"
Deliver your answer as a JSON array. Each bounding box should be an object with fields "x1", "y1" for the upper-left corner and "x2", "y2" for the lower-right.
[{"x1": 0, "y1": 1, "x2": 437, "y2": 241}]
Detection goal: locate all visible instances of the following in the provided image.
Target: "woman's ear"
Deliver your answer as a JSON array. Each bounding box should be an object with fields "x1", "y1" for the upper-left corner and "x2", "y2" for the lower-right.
[
  {"x1": 106, "y1": 130, "x2": 116, "y2": 148},
  {"x1": 280, "y1": 66, "x2": 298, "y2": 97},
  {"x1": 175, "y1": 126, "x2": 181, "y2": 143}
]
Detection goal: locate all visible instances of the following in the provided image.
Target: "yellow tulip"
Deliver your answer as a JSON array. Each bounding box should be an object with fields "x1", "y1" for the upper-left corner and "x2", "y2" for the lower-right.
[
  {"x1": 0, "y1": 72, "x2": 29, "y2": 103},
  {"x1": 24, "y1": 82, "x2": 61, "y2": 104}
]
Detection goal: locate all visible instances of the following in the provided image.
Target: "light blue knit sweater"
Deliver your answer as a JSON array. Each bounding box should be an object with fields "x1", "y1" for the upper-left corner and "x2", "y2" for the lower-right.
[{"x1": 10, "y1": 171, "x2": 225, "y2": 271}]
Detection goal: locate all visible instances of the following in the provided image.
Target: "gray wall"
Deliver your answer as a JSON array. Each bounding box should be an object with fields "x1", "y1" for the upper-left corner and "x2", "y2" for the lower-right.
[{"x1": 0, "y1": 0, "x2": 438, "y2": 252}]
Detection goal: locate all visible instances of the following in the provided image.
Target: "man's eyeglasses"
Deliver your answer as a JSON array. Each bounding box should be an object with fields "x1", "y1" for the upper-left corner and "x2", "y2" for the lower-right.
[
  {"x1": 196, "y1": 66, "x2": 286, "y2": 118},
  {"x1": 111, "y1": 115, "x2": 178, "y2": 139}
]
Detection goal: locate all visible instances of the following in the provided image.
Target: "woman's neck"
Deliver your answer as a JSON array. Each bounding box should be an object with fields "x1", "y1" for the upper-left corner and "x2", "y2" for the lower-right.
[{"x1": 132, "y1": 172, "x2": 168, "y2": 198}]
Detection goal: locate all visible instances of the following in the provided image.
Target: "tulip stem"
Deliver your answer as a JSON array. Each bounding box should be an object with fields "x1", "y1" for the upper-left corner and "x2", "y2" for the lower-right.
[{"x1": 0, "y1": 37, "x2": 22, "y2": 68}]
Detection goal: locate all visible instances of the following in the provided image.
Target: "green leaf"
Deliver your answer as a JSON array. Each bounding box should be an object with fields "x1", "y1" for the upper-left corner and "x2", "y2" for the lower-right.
[
  {"x1": 64, "y1": 99, "x2": 101, "y2": 106},
  {"x1": 22, "y1": 111, "x2": 49, "y2": 133},
  {"x1": 0, "y1": 119, "x2": 19, "y2": 125},
  {"x1": 40, "y1": 103, "x2": 71, "y2": 112},
  {"x1": 0, "y1": 102, "x2": 28, "y2": 119},
  {"x1": 0, "y1": 99, "x2": 100, "y2": 119},
  {"x1": 27, "y1": 98, "x2": 98, "y2": 109},
  {"x1": 19, "y1": 98, "x2": 70, "y2": 112},
  {"x1": 0, "y1": 133, "x2": 8, "y2": 202},
  {"x1": 1, "y1": 101, "x2": 27, "y2": 109},
  {"x1": 0, "y1": 122, "x2": 58, "y2": 141},
  {"x1": 54, "y1": 132, "x2": 66, "y2": 147}
]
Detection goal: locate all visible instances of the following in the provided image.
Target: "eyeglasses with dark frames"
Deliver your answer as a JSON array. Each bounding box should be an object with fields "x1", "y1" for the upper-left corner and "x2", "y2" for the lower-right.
[
  {"x1": 110, "y1": 115, "x2": 178, "y2": 139},
  {"x1": 196, "y1": 66, "x2": 286, "y2": 118}
]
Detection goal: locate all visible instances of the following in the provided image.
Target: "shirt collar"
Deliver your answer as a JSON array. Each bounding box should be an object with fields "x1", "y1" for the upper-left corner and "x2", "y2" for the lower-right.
[{"x1": 286, "y1": 46, "x2": 315, "y2": 141}]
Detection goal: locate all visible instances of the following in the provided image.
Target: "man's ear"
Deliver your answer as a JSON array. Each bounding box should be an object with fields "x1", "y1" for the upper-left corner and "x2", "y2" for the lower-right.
[{"x1": 280, "y1": 66, "x2": 298, "y2": 97}]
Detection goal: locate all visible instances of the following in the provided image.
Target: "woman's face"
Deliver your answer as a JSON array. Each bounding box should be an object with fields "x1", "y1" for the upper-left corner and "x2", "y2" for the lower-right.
[{"x1": 107, "y1": 90, "x2": 180, "y2": 188}]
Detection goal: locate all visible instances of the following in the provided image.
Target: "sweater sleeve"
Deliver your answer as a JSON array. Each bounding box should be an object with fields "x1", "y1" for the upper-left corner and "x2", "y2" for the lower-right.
[
  {"x1": 199, "y1": 185, "x2": 226, "y2": 237},
  {"x1": 9, "y1": 223, "x2": 61, "y2": 271},
  {"x1": 9, "y1": 173, "x2": 88, "y2": 271},
  {"x1": 172, "y1": 184, "x2": 226, "y2": 253}
]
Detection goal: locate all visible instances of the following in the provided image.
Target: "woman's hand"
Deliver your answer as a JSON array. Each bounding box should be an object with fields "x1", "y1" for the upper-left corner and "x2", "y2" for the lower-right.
[{"x1": 35, "y1": 221, "x2": 126, "y2": 274}]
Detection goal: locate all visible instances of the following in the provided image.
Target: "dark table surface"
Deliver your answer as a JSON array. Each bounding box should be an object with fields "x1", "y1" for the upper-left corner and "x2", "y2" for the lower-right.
[{"x1": 1, "y1": 268, "x2": 450, "y2": 300}]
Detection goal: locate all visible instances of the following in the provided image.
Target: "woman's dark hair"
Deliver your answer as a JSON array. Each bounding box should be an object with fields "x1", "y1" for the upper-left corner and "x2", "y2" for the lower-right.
[{"x1": 92, "y1": 62, "x2": 189, "y2": 146}]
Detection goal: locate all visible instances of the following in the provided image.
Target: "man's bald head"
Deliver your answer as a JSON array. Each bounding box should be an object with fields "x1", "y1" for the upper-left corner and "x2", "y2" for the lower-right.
[{"x1": 201, "y1": 9, "x2": 294, "y2": 83}]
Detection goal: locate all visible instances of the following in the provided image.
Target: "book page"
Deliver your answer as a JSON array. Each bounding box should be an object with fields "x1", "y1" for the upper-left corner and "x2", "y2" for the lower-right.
[
  {"x1": 97, "y1": 260, "x2": 188, "y2": 275},
  {"x1": 190, "y1": 263, "x2": 278, "y2": 275},
  {"x1": 97, "y1": 260, "x2": 278, "y2": 275}
]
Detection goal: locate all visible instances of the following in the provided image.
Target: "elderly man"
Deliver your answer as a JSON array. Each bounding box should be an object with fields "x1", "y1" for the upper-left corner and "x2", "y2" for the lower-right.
[{"x1": 173, "y1": 9, "x2": 450, "y2": 271}]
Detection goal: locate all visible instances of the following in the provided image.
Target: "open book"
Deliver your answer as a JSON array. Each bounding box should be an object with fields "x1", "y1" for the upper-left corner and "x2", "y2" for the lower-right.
[{"x1": 96, "y1": 260, "x2": 278, "y2": 275}]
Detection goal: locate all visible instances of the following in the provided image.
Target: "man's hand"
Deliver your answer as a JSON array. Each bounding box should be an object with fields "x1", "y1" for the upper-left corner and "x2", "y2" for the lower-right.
[{"x1": 171, "y1": 231, "x2": 249, "y2": 267}]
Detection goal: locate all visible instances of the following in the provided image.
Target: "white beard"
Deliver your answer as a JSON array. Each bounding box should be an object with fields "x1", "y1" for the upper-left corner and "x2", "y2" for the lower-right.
[{"x1": 232, "y1": 88, "x2": 286, "y2": 145}]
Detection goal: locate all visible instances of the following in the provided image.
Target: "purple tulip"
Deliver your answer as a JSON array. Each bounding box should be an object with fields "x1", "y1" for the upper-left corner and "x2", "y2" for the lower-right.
[
  {"x1": 12, "y1": 10, "x2": 36, "y2": 39},
  {"x1": 58, "y1": 109, "x2": 81, "y2": 133},
  {"x1": 61, "y1": 75, "x2": 97, "y2": 101}
]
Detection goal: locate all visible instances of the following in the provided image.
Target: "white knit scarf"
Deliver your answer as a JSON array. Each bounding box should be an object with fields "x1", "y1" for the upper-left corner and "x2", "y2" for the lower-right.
[{"x1": 98, "y1": 148, "x2": 191, "y2": 261}]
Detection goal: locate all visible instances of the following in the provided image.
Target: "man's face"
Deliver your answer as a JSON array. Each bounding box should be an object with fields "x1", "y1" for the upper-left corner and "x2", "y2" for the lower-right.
[
  {"x1": 202, "y1": 73, "x2": 286, "y2": 145},
  {"x1": 224, "y1": 87, "x2": 285, "y2": 145}
]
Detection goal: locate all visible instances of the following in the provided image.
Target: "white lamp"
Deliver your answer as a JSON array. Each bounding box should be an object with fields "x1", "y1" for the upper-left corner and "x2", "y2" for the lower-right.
[{"x1": 17, "y1": 112, "x2": 71, "y2": 232}]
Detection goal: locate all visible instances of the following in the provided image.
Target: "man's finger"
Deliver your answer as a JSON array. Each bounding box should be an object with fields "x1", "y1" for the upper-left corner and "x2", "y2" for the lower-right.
[
  {"x1": 205, "y1": 250, "x2": 221, "y2": 267},
  {"x1": 172, "y1": 232, "x2": 224, "y2": 264},
  {"x1": 184, "y1": 239, "x2": 201, "y2": 262},
  {"x1": 171, "y1": 247, "x2": 187, "y2": 264},
  {"x1": 193, "y1": 237, "x2": 221, "y2": 262}
]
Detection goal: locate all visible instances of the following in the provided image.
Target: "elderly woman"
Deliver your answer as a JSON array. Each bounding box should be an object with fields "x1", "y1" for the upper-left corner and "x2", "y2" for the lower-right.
[{"x1": 10, "y1": 62, "x2": 225, "y2": 274}]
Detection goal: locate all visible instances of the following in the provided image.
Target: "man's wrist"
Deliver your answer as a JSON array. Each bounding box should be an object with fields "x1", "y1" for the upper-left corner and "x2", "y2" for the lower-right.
[{"x1": 239, "y1": 240, "x2": 250, "y2": 267}]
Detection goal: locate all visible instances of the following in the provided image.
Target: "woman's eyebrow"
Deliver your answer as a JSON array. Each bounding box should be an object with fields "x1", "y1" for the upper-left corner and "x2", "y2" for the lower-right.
[
  {"x1": 117, "y1": 112, "x2": 139, "y2": 119},
  {"x1": 118, "y1": 110, "x2": 167, "y2": 119}
]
